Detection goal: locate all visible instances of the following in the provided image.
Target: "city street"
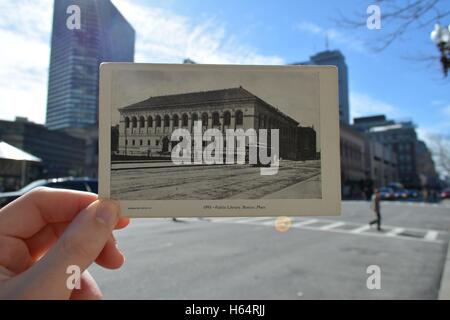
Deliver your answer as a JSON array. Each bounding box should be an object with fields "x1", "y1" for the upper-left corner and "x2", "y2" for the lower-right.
[{"x1": 90, "y1": 200, "x2": 450, "y2": 299}]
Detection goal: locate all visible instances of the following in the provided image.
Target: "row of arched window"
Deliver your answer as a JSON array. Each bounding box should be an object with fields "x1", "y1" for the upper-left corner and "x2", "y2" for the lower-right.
[{"x1": 124, "y1": 111, "x2": 244, "y2": 129}]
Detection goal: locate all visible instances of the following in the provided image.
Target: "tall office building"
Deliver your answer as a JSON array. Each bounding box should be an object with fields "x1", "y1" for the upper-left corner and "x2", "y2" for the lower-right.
[
  {"x1": 293, "y1": 50, "x2": 350, "y2": 124},
  {"x1": 46, "y1": 0, "x2": 135, "y2": 130},
  {"x1": 353, "y1": 115, "x2": 422, "y2": 188}
]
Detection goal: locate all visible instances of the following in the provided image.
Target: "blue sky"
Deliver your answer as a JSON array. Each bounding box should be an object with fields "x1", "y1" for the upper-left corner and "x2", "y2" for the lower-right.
[{"x1": 0, "y1": 0, "x2": 449, "y2": 142}]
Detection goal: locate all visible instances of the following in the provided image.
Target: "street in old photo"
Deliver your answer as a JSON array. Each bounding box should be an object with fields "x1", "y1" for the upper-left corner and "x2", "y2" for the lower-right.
[{"x1": 111, "y1": 160, "x2": 321, "y2": 200}]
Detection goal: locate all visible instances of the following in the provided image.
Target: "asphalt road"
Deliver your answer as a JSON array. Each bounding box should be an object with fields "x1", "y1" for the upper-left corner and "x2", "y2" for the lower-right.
[{"x1": 90, "y1": 200, "x2": 450, "y2": 299}]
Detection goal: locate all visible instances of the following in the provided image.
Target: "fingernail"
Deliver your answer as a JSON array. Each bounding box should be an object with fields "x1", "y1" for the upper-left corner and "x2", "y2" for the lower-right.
[{"x1": 96, "y1": 200, "x2": 119, "y2": 228}]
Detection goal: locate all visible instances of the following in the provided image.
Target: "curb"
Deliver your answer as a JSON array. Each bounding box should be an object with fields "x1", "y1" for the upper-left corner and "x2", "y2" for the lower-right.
[{"x1": 438, "y1": 238, "x2": 450, "y2": 300}]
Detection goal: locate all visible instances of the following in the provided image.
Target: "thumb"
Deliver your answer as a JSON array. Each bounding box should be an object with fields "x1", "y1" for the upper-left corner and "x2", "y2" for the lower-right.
[{"x1": 14, "y1": 200, "x2": 120, "y2": 299}]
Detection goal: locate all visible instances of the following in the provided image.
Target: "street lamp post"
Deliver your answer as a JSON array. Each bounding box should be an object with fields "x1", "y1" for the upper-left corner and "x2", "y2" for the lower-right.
[{"x1": 431, "y1": 23, "x2": 450, "y2": 77}]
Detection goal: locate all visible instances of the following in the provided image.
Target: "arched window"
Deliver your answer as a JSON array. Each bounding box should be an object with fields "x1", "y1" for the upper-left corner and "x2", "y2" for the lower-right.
[
  {"x1": 182, "y1": 114, "x2": 189, "y2": 127},
  {"x1": 124, "y1": 117, "x2": 130, "y2": 128},
  {"x1": 156, "y1": 115, "x2": 161, "y2": 127},
  {"x1": 223, "y1": 111, "x2": 231, "y2": 126},
  {"x1": 235, "y1": 110, "x2": 243, "y2": 125},
  {"x1": 164, "y1": 115, "x2": 170, "y2": 127},
  {"x1": 173, "y1": 114, "x2": 179, "y2": 127},
  {"x1": 147, "y1": 116, "x2": 153, "y2": 127},
  {"x1": 192, "y1": 113, "x2": 199, "y2": 125},
  {"x1": 131, "y1": 116, "x2": 137, "y2": 128},
  {"x1": 139, "y1": 116, "x2": 145, "y2": 128},
  {"x1": 201, "y1": 112, "x2": 208, "y2": 127},
  {"x1": 212, "y1": 112, "x2": 220, "y2": 126}
]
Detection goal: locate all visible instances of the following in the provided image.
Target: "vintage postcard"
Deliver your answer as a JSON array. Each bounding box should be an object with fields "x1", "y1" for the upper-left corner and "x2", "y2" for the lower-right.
[{"x1": 99, "y1": 63, "x2": 340, "y2": 217}]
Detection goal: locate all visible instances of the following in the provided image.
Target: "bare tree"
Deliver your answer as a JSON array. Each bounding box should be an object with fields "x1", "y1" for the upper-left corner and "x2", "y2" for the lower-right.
[
  {"x1": 428, "y1": 134, "x2": 450, "y2": 176},
  {"x1": 336, "y1": 0, "x2": 450, "y2": 51}
]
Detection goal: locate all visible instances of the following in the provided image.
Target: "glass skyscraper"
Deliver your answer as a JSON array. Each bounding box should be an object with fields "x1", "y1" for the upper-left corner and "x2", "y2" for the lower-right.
[
  {"x1": 46, "y1": 0, "x2": 135, "y2": 130},
  {"x1": 293, "y1": 50, "x2": 350, "y2": 124}
]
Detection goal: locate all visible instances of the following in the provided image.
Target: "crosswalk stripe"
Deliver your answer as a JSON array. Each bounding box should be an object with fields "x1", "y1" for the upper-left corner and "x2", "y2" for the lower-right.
[
  {"x1": 234, "y1": 217, "x2": 271, "y2": 223},
  {"x1": 206, "y1": 217, "x2": 446, "y2": 244},
  {"x1": 350, "y1": 225, "x2": 371, "y2": 234},
  {"x1": 424, "y1": 230, "x2": 439, "y2": 241},
  {"x1": 318, "y1": 222, "x2": 346, "y2": 231},
  {"x1": 261, "y1": 219, "x2": 277, "y2": 226},
  {"x1": 386, "y1": 228, "x2": 405, "y2": 236},
  {"x1": 292, "y1": 219, "x2": 319, "y2": 228}
]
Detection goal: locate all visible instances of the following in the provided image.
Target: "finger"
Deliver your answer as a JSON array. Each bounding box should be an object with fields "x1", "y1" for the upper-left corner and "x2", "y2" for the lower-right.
[
  {"x1": 115, "y1": 217, "x2": 130, "y2": 229},
  {"x1": 25, "y1": 218, "x2": 129, "y2": 261},
  {"x1": 0, "y1": 235, "x2": 32, "y2": 274},
  {"x1": 0, "y1": 187, "x2": 97, "y2": 239},
  {"x1": 95, "y1": 234, "x2": 125, "y2": 269},
  {"x1": 10, "y1": 199, "x2": 120, "y2": 299},
  {"x1": 25, "y1": 222, "x2": 67, "y2": 261},
  {"x1": 70, "y1": 270, "x2": 102, "y2": 300}
]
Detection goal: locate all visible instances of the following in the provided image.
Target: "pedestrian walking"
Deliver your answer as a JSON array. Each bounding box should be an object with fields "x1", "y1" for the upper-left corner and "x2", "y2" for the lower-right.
[{"x1": 369, "y1": 189, "x2": 382, "y2": 231}]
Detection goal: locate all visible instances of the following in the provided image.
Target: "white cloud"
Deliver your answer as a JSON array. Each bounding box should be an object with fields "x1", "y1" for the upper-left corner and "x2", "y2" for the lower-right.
[
  {"x1": 294, "y1": 21, "x2": 366, "y2": 53},
  {"x1": 0, "y1": 0, "x2": 52, "y2": 124},
  {"x1": 350, "y1": 91, "x2": 399, "y2": 121},
  {"x1": 112, "y1": 0, "x2": 284, "y2": 65},
  {"x1": 0, "y1": 0, "x2": 283, "y2": 125}
]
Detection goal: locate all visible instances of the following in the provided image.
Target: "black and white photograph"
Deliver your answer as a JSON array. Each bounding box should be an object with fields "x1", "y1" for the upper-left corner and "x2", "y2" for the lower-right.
[
  {"x1": 111, "y1": 67, "x2": 320, "y2": 200},
  {"x1": 99, "y1": 63, "x2": 340, "y2": 217}
]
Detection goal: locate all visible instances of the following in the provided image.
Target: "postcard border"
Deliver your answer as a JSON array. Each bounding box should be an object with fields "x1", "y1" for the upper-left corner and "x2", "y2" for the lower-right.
[{"x1": 98, "y1": 63, "x2": 341, "y2": 217}]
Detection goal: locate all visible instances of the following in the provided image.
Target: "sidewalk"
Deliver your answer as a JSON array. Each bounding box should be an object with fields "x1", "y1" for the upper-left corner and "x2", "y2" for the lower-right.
[
  {"x1": 439, "y1": 239, "x2": 450, "y2": 299},
  {"x1": 262, "y1": 174, "x2": 321, "y2": 199}
]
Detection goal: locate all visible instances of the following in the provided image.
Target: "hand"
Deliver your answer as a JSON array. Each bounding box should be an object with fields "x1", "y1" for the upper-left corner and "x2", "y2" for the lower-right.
[{"x1": 0, "y1": 187, "x2": 130, "y2": 299}]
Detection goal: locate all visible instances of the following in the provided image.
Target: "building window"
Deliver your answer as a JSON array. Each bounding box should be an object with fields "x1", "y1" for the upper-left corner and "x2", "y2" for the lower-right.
[
  {"x1": 235, "y1": 110, "x2": 243, "y2": 125},
  {"x1": 125, "y1": 117, "x2": 130, "y2": 128},
  {"x1": 212, "y1": 112, "x2": 220, "y2": 126},
  {"x1": 156, "y1": 115, "x2": 161, "y2": 127},
  {"x1": 164, "y1": 115, "x2": 170, "y2": 127},
  {"x1": 148, "y1": 116, "x2": 153, "y2": 127},
  {"x1": 132, "y1": 117, "x2": 137, "y2": 128},
  {"x1": 223, "y1": 111, "x2": 231, "y2": 126},
  {"x1": 139, "y1": 116, "x2": 145, "y2": 128},
  {"x1": 140, "y1": 140, "x2": 143, "y2": 146},
  {"x1": 132, "y1": 140, "x2": 135, "y2": 146},
  {"x1": 201, "y1": 112, "x2": 208, "y2": 127},
  {"x1": 182, "y1": 113, "x2": 188, "y2": 126},
  {"x1": 125, "y1": 139, "x2": 128, "y2": 145},
  {"x1": 192, "y1": 113, "x2": 198, "y2": 124},
  {"x1": 173, "y1": 114, "x2": 179, "y2": 127},
  {"x1": 156, "y1": 140, "x2": 159, "y2": 146},
  {"x1": 148, "y1": 140, "x2": 151, "y2": 146}
]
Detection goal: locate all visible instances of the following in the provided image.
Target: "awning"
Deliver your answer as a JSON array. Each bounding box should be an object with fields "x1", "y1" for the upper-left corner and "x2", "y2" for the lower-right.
[{"x1": 0, "y1": 141, "x2": 41, "y2": 162}]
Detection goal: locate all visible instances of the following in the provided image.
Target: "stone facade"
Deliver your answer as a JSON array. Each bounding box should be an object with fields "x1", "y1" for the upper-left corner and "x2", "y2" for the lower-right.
[{"x1": 117, "y1": 87, "x2": 316, "y2": 161}]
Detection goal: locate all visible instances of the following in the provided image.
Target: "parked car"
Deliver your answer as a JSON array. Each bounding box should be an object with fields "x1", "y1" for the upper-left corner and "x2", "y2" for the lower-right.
[
  {"x1": 378, "y1": 187, "x2": 395, "y2": 200},
  {"x1": 394, "y1": 188, "x2": 409, "y2": 200},
  {"x1": 441, "y1": 188, "x2": 450, "y2": 199},
  {"x1": 406, "y1": 189, "x2": 419, "y2": 199},
  {"x1": 0, "y1": 177, "x2": 98, "y2": 208}
]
